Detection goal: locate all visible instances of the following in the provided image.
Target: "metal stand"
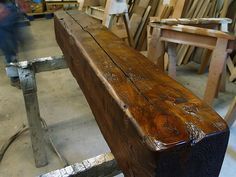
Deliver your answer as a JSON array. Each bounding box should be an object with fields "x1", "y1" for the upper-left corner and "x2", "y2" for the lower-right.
[
  {"x1": 11, "y1": 56, "x2": 67, "y2": 168},
  {"x1": 39, "y1": 153, "x2": 121, "y2": 177},
  {"x1": 11, "y1": 56, "x2": 121, "y2": 176}
]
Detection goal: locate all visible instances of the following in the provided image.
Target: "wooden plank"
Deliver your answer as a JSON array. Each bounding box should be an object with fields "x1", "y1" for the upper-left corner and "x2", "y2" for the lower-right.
[
  {"x1": 123, "y1": 12, "x2": 135, "y2": 47},
  {"x1": 185, "y1": 0, "x2": 198, "y2": 18},
  {"x1": 220, "y1": 0, "x2": 233, "y2": 18},
  {"x1": 160, "y1": 29, "x2": 217, "y2": 50},
  {"x1": 225, "y1": 97, "x2": 236, "y2": 127},
  {"x1": 172, "y1": 0, "x2": 185, "y2": 18},
  {"x1": 136, "y1": 0, "x2": 161, "y2": 50},
  {"x1": 134, "y1": 5, "x2": 151, "y2": 47},
  {"x1": 183, "y1": 46, "x2": 195, "y2": 64},
  {"x1": 150, "y1": 18, "x2": 232, "y2": 25},
  {"x1": 78, "y1": 0, "x2": 100, "y2": 10},
  {"x1": 129, "y1": 0, "x2": 150, "y2": 44},
  {"x1": 55, "y1": 11, "x2": 229, "y2": 177},
  {"x1": 227, "y1": 56, "x2": 236, "y2": 82}
]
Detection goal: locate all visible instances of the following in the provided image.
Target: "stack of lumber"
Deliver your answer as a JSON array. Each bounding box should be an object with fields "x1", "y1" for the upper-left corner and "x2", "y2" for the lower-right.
[
  {"x1": 110, "y1": 0, "x2": 153, "y2": 47},
  {"x1": 132, "y1": 0, "x2": 186, "y2": 50},
  {"x1": 226, "y1": 0, "x2": 236, "y2": 34},
  {"x1": 226, "y1": 0, "x2": 236, "y2": 82},
  {"x1": 132, "y1": 0, "x2": 161, "y2": 50}
]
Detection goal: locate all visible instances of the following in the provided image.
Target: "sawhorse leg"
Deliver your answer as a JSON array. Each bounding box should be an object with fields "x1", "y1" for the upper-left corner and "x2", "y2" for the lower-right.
[
  {"x1": 106, "y1": 13, "x2": 135, "y2": 48},
  {"x1": 18, "y1": 67, "x2": 48, "y2": 168}
]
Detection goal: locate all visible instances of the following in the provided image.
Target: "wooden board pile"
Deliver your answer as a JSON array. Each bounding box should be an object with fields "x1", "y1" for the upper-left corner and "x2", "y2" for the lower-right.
[
  {"x1": 127, "y1": 0, "x2": 160, "y2": 49},
  {"x1": 226, "y1": 0, "x2": 236, "y2": 82}
]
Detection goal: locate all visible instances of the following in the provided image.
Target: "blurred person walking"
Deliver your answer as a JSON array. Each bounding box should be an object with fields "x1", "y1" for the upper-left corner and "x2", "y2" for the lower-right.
[{"x1": 0, "y1": 0, "x2": 21, "y2": 88}]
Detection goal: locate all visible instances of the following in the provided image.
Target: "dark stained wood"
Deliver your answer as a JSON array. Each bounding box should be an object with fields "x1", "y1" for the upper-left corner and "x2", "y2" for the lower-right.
[{"x1": 54, "y1": 10, "x2": 230, "y2": 177}]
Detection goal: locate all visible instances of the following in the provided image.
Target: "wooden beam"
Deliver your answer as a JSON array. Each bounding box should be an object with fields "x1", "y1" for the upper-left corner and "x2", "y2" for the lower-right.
[{"x1": 54, "y1": 10, "x2": 229, "y2": 177}]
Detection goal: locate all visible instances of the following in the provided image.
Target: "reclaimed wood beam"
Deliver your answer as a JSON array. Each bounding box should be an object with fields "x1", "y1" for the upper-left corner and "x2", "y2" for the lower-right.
[{"x1": 54, "y1": 10, "x2": 229, "y2": 177}]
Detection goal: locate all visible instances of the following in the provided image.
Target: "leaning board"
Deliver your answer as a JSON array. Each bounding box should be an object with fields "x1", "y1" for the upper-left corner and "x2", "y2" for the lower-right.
[{"x1": 54, "y1": 10, "x2": 229, "y2": 177}]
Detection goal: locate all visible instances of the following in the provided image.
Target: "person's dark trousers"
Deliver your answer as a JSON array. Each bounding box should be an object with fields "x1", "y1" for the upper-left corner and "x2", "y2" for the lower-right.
[{"x1": 0, "y1": 3, "x2": 20, "y2": 87}]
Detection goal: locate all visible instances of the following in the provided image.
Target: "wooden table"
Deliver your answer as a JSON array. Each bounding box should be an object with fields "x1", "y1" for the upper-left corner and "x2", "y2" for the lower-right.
[{"x1": 148, "y1": 23, "x2": 236, "y2": 105}]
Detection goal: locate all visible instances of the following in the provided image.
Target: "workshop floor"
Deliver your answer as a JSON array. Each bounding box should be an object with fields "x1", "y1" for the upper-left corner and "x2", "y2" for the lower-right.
[{"x1": 0, "y1": 19, "x2": 235, "y2": 177}]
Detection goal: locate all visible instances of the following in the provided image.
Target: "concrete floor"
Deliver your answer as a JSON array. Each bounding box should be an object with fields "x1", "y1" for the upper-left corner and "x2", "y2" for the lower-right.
[{"x1": 0, "y1": 18, "x2": 235, "y2": 177}]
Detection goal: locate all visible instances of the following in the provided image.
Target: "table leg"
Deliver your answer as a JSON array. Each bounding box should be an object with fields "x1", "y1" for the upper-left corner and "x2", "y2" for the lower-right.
[
  {"x1": 167, "y1": 42, "x2": 177, "y2": 79},
  {"x1": 203, "y1": 38, "x2": 228, "y2": 105}
]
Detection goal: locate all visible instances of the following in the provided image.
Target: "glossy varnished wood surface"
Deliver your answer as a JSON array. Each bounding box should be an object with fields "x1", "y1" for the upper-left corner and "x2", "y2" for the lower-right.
[{"x1": 54, "y1": 10, "x2": 229, "y2": 177}]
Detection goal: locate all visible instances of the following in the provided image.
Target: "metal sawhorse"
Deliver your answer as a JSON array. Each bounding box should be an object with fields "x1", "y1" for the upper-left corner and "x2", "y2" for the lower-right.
[{"x1": 10, "y1": 56, "x2": 67, "y2": 167}]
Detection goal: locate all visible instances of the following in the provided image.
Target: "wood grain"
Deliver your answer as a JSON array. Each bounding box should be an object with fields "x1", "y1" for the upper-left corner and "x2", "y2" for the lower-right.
[{"x1": 54, "y1": 10, "x2": 229, "y2": 177}]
